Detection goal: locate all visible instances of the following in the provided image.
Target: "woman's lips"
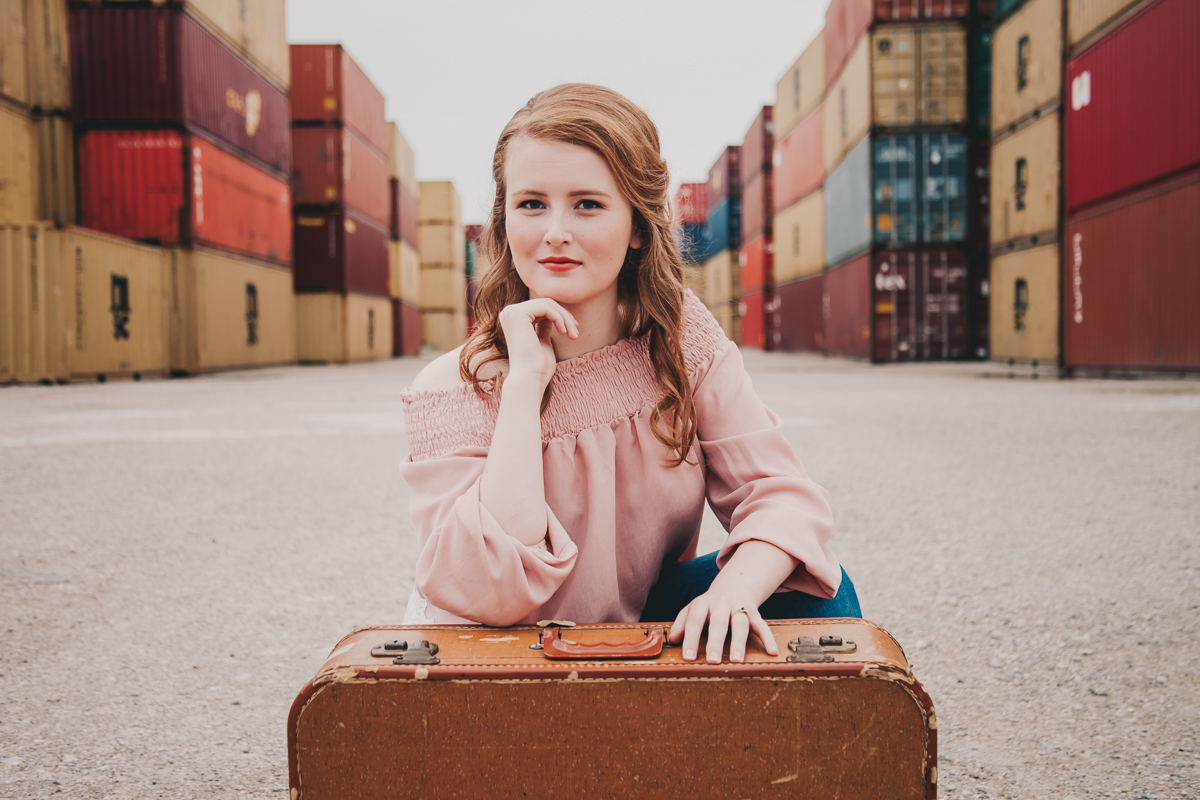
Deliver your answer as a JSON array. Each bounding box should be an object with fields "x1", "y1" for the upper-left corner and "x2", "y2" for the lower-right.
[{"x1": 539, "y1": 258, "x2": 581, "y2": 272}]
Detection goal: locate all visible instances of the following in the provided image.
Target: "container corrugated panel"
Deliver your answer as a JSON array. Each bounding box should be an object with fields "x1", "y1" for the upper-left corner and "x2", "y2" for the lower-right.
[
  {"x1": 740, "y1": 106, "x2": 773, "y2": 185},
  {"x1": 418, "y1": 221, "x2": 466, "y2": 269},
  {"x1": 1068, "y1": 0, "x2": 1153, "y2": 47},
  {"x1": 990, "y1": 111, "x2": 1058, "y2": 248},
  {"x1": 968, "y1": 139, "x2": 991, "y2": 254},
  {"x1": 872, "y1": 249, "x2": 968, "y2": 362},
  {"x1": 824, "y1": 135, "x2": 872, "y2": 266},
  {"x1": 823, "y1": 36, "x2": 871, "y2": 173},
  {"x1": 674, "y1": 182, "x2": 707, "y2": 225},
  {"x1": 77, "y1": 129, "x2": 293, "y2": 265},
  {"x1": 702, "y1": 249, "x2": 736, "y2": 309},
  {"x1": 920, "y1": 132, "x2": 969, "y2": 243},
  {"x1": 991, "y1": 0, "x2": 1062, "y2": 136},
  {"x1": 772, "y1": 103, "x2": 823, "y2": 211},
  {"x1": 774, "y1": 32, "x2": 825, "y2": 139},
  {"x1": 0, "y1": 0, "x2": 29, "y2": 106},
  {"x1": 774, "y1": 189, "x2": 825, "y2": 284},
  {"x1": 1064, "y1": 171, "x2": 1200, "y2": 370},
  {"x1": 875, "y1": 0, "x2": 971, "y2": 19},
  {"x1": 389, "y1": 239, "x2": 420, "y2": 303},
  {"x1": 0, "y1": 223, "x2": 67, "y2": 384},
  {"x1": 676, "y1": 223, "x2": 708, "y2": 265},
  {"x1": 775, "y1": 274, "x2": 824, "y2": 352},
  {"x1": 34, "y1": 114, "x2": 74, "y2": 225},
  {"x1": 739, "y1": 290, "x2": 766, "y2": 349},
  {"x1": 706, "y1": 146, "x2": 741, "y2": 214},
  {"x1": 0, "y1": 100, "x2": 38, "y2": 220},
  {"x1": 741, "y1": 170, "x2": 773, "y2": 241},
  {"x1": 293, "y1": 208, "x2": 389, "y2": 297},
  {"x1": 290, "y1": 125, "x2": 389, "y2": 225},
  {"x1": 27, "y1": 0, "x2": 70, "y2": 111},
  {"x1": 872, "y1": 27, "x2": 918, "y2": 127},
  {"x1": 1065, "y1": 0, "x2": 1199, "y2": 214},
  {"x1": 989, "y1": 242, "x2": 1059, "y2": 362},
  {"x1": 825, "y1": 0, "x2": 873, "y2": 90},
  {"x1": 422, "y1": 309, "x2": 467, "y2": 352},
  {"x1": 739, "y1": 234, "x2": 773, "y2": 294},
  {"x1": 388, "y1": 121, "x2": 418, "y2": 195},
  {"x1": 289, "y1": 44, "x2": 388, "y2": 155},
  {"x1": 399, "y1": 183, "x2": 419, "y2": 248},
  {"x1": 918, "y1": 24, "x2": 967, "y2": 125},
  {"x1": 69, "y1": 6, "x2": 291, "y2": 176},
  {"x1": 704, "y1": 198, "x2": 741, "y2": 258},
  {"x1": 392, "y1": 298, "x2": 421, "y2": 357},
  {"x1": 971, "y1": 26, "x2": 993, "y2": 135},
  {"x1": 822, "y1": 253, "x2": 872, "y2": 359},
  {"x1": 420, "y1": 266, "x2": 466, "y2": 312},
  {"x1": 418, "y1": 180, "x2": 460, "y2": 226},
  {"x1": 295, "y1": 291, "x2": 389, "y2": 363},
  {"x1": 873, "y1": 134, "x2": 920, "y2": 247}
]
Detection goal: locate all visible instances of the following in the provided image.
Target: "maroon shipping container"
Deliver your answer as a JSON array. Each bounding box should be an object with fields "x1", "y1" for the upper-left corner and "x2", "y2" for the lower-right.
[
  {"x1": 968, "y1": 255, "x2": 990, "y2": 359},
  {"x1": 290, "y1": 44, "x2": 388, "y2": 156},
  {"x1": 826, "y1": 0, "x2": 874, "y2": 89},
  {"x1": 70, "y1": 5, "x2": 290, "y2": 177},
  {"x1": 1065, "y1": 0, "x2": 1200, "y2": 213},
  {"x1": 77, "y1": 129, "x2": 293, "y2": 264},
  {"x1": 874, "y1": 0, "x2": 971, "y2": 20},
  {"x1": 776, "y1": 275, "x2": 825, "y2": 353},
  {"x1": 293, "y1": 208, "x2": 390, "y2": 297},
  {"x1": 392, "y1": 299, "x2": 422, "y2": 357},
  {"x1": 871, "y1": 249, "x2": 968, "y2": 362},
  {"x1": 1064, "y1": 170, "x2": 1200, "y2": 371},
  {"x1": 739, "y1": 291, "x2": 766, "y2": 350},
  {"x1": 741, "y1": 171, "x2": 774, "y2": 241},
  {"x1": 465, "y1": 224, "x2": 483, "y2": 245},
  {"x1": 674, "y1": 183, "x2": 708, "y2": 225},
  {"x1": 707, "y1": 146, "x2": 742, "y2": 213},
  {"x1": 390, "y1": 182, "x2": 418, "y2": 248},
  {"x1": 291, "y1": 126, "x2": 389, "y2": 225},
  {"x1": 823, "y1": 253, "x2": 872, "y2": 359},
  {"x1": 774, "y1": 104, "x2": 824, "y2": 211},
  {"x1": 740, "y1": 233, "x2": 774, "y2": 294},
  {"x1": 741, "y1": 106, "x2": 774, "y2": 185}
]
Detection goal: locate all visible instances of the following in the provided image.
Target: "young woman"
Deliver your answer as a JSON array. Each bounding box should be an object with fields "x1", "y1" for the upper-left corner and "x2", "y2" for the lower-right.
[{"x1": 399, "y1": 84, "x2": 860, "y2": 665}]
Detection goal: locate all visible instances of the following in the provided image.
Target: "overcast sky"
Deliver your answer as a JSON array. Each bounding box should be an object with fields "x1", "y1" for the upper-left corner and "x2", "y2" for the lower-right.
[{"x1": 286, "y1": 0, "x2": 829, "y2": 225}]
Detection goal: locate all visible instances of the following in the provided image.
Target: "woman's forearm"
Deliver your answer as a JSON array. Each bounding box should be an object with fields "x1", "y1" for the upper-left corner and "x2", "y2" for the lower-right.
[
  {"x1": 479, "y1": 374, "x2": 551, "y2": 546},
  {"x1": 710, "y1": 540, "x2": 802, "y2": 606}
]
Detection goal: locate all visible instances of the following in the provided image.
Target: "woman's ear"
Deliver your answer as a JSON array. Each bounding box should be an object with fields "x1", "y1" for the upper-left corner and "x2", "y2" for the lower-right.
[{"x1": 629, "y1": 230, "x2": 644, "y2": 250}]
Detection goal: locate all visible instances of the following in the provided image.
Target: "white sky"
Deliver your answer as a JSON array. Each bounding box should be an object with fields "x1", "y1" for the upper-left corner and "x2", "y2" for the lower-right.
[{"x1": 285, "y1": 0, "x2": 829, "y2": 226}]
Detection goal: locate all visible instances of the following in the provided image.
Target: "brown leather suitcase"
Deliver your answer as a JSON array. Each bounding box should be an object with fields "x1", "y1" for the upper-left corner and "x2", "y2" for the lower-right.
[{"x1": 288, "y1": 619, "x2": 936, "y2": 799}]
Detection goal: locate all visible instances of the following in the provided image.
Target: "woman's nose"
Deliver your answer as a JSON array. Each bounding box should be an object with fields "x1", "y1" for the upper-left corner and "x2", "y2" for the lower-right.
[{"x1": 544, "y1": 210, "x2": 572, "y2": 246}]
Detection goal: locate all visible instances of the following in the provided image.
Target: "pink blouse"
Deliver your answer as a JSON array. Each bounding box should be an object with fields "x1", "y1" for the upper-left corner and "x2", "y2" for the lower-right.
[{"x1": 398, "y1": 291, "x2": 841, "y2": 627}]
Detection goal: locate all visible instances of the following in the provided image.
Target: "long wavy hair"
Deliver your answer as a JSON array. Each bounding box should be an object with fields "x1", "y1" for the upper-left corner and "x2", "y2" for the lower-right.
[{"x1": 459, "y1": 83, "x2": 696, "y2": 466}]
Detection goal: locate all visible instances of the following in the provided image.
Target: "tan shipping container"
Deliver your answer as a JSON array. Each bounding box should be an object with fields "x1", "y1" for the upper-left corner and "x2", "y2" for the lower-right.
[
  {"x1": 388, "y1": 121, "x2": 418, "y2": 196},
  {"x1": 992, "y1": 0, "x2": 1062, "y2": 136},
  {"x1": 773, "y1": 189, "x2": 825, "y2": 284},
  {"x1": 0, "y1": 0, "x2": 29, "y2": 107},
  {"x1": 418, "y1": 180, "x2": 460, "y2": 226},
  {"x1": 918, "y1": 25, "x2": 967, "y2": 125},
  {"x1": 989, "y1": 244, "x2": 1059, "y2": 363},
  {"x1": 990, "y1": 111, "x2": 1060, "y2": 248},
  {"x1": 296, "y1": 291, "x2": 392, "y2": 363},
  {"x1": 1068, "y1": 0, "x2": 1152, "y2": 50},
  {"x1": 58, "y1": 227, "x2": 168, "y2": 380},
  {"x1": 682, "y1": 262, "x2": 705, "y2": 300},
  {"x1": 871, "y1": 27, "x2": 918, "y2": 127},
  {"x1": 420, "y1": 266, "x2": 466, "y2": 312},
  {"x1": 0, "y1": 99, "x2": 38, "y2": 220},
  {"x1": 26, "y1": 0, "x2": 70, "y2": 110},
  {"x1": 775, "y1": 31, "x2": 825, "y2": 139},
  {"x1": 703, "y1": 249, "x2": 737, "y2": 309},
  {"x1": 823, "y1": 35, "x2": 871, "y2": 173},
  {"x1": 390, "y1": 239, "x2": 420, "y2": 304},
  {"x1": 0, "y1": 222, "x2": 66, "y2": 384},
  {"x1": 34, "y1": 113, "x2": 73, "y2": 225},
  {"x1": 167, "y1": 247, "x2": 296, "y2": 373},
  {"x1": 422, "y1": 309, "x2": 467, "y2": 352},
  {"x1": 419, "y1": 221, "x2": 466, "y2": 270},
  {"x1": 709, "y1": 300, "x2": 738, "y2": 343}
]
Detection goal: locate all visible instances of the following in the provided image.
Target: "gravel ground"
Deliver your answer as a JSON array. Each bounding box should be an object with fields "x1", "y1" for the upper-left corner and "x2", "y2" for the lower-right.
[{"x1": 1, "y1": 351, "x2": 1197, "y2": 799}]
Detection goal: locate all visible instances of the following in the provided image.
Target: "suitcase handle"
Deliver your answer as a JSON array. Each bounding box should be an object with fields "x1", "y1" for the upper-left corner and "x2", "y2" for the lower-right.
[{"x1": 540, "y1": 626, "x2": 666, "y2": 660}]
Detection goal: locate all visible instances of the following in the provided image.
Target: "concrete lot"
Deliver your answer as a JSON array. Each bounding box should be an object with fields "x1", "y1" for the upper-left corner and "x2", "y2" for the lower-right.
[{"x1": 1, "y1": 351, "x2": 1197, "y2": 799}]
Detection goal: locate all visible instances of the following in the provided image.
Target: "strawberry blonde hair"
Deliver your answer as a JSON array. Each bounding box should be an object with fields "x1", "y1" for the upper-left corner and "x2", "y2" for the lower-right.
[{"x1": 460, "y1": 83, "x2": 697, "y2": 466}]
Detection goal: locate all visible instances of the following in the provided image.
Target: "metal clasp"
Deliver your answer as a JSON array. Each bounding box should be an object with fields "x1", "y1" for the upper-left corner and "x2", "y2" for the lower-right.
[
  {"x1": 787, "y1": 636, "x2": 834, "y2": 663},
  {"x1": 371, "y1": 638, "x2": 439, "y2": 664}
]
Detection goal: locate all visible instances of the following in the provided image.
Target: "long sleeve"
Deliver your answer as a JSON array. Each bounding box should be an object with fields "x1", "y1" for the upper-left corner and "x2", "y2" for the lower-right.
[
  {"x1": 398, "y1": 447, "x2": 578, "y2": 626},
  {"x1": 694, "y1": 342, "x2": 842, "y2": 599}
]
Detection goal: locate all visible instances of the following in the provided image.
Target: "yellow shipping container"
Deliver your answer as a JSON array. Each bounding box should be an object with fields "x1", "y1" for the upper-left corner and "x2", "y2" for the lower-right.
[
  {"x1": 872, "y1": 27, "x2": 918, "y2": 127},
  {"x1": 167, "y1": 248, "x2": 296, "y2": 373},
  {"x1": 296, "y1": 292, "x2": 391, "y2": 363},
  {"x1": 389, "y1": 239, "x2": 420, "y2": 304},
  {"x1": 823, "y1": 35, "x2": 871, "y2": 173},
  {"x1": 989, "y1": 244, "x2": 1059, "y2": 364},
  {"x1": 0, "y1": 0, "x2": 29, "y2": 107},
  {"x1": 34, "y1": 113, "x2": 73, "y2": 225},
  {"x1": 918, "y1": 25, "x2": 967, "y2": 125},
  {"x1": 25, "y1": 0, "x2": 70, "y2": 111},
  {"x1": 990, "y1": 111, "x2": 1060, "y2": 249},
  {"x1": 775, "y1": 31, "x2": 825, "y2": 139},
  {"x1": 1068, "y1": 0, "x2": 1152, "y2": 50},
  {"x1": 773, "y1": 189, "x2": 825, "y2": 284},
  {"x1": 992, "y1": 0, "x2": 1062, "y2": 136},
  {"x1": 703, "y1": 249, "x2": 736, "y2": 309},
  {"x1": 422, "y1": 309, "x2": 467, "y2": 352},
  {"x1": 0, "y1": 99, "x2": 38, "y2": 220},
  {"x1": 420, "y1": 265, "x2": 465, "y2": 312},
  {"x1": 419, "y1": 221, "x2": 466, "y2": 271},
  {"x1": 388, "y1": 121, "x2": 418, "y2": 196},
  {"x1": 0, "y1": 222, "x2": 66, "y2": 384},
  {"x1": 418, "y1": 180, "x2": 460, "y2": 226},
  {"x1": 682, "y1": 262, "x2": 705, "y2": 300}
]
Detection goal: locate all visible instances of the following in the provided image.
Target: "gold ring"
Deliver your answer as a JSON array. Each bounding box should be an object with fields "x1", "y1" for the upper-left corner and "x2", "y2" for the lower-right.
[{"x1": 732, "y1": 607, "x2": 749, "y2": 618}]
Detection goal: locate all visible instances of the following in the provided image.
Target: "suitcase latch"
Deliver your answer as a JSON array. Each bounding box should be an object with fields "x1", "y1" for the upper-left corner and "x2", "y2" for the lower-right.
[
  {"x1": 787, "y1": 636, "x2": 835, "y2": 663},
  {"x1": 370, "y1": 639, "x2": 440, "y2": 665}
]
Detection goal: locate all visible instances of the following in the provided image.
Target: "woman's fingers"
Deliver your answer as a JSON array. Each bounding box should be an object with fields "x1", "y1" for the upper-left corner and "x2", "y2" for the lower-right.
[
  {"x1": 728, "y1": 608, "x2": 751, "y2": 663},
  {"x1": 680, "y1": 600, "x2": 710, "y2": 662},
  {"x1": 750, "y1": 611, "x2": 779, "y2": 657},
  {"x1": 705, "y1": 605, "x2": 730, "y2": 664}
]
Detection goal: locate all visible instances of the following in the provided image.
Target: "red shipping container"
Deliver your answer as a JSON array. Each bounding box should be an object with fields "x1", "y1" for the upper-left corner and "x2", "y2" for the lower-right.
[
  {"x1": 874, "y1": 0, "x2": 971, "y2": 20},
  {"x1": 826, "y1": 0, "x2": 874, "y2": 89},
  {"x1": 77, "y1": 129, "x2": 292, "y2": 265},
  {"x1": 773, "y1": 104, "x2": 824, "y2": 211},
  {"x1": 674, "y1": 183, "x2": 707, "y2": 225},
  {"x1": 398, "y1": 183, "x2": 418, "y2": 248},
  {"x1": 707, "y1": 146, "x2": 742, "y2": 213},
  {"x1": 293, "y1": 208, "x2": 390, "y2": 297},
  {"x1": 1064, "y1": 170, "x2": 1200, "y2": 371},
  {"x1": 740, "y1": 234, "x2": 774, "y2": 294},
  {"x1": 871, "y1": 249, "x2": 968, "y2": 362},
  {"x1": 290, "y1": 44, "x2": 388, "y2": 156},
  {"x1": 740, "y1": 106, "x2": 774, "y2": 185},
  {"x1": 741, "y1": 171, "x2": 774, "y2": 241},
  {"x1": 1065, "y1": 0, "x2": 1200, "y2": 213},
  {"x1": 291, "y1": 126, "x2": 389, "y2": 225},
  {"x1": 823, "y1": 253, "x2": 873, "y2": 359},
  {"x1": 776, "y1": 275, "x2": 825, "y2": 353},
  {"x1": 70, "y1": 6, "x2": 290, "y2": 177},
  {"x1": 739, "y1": 291, "x2": 766, "y2": 349},
  {"x1": 392, "y1": 299, "x2": 422, "y2": 357}
]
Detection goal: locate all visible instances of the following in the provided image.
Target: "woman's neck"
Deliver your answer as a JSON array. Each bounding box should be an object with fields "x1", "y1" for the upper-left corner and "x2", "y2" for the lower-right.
[{"x1": 543, "y1": 288, "x2": 623, "y2": 362}]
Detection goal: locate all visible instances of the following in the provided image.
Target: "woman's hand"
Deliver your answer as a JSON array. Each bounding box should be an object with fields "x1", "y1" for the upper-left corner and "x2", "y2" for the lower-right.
[{"x1": 497, "y1": 298, "x2": 579, "y2": 390}]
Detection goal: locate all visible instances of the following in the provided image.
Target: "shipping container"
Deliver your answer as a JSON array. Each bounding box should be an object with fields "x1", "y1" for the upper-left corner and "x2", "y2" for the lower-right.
[
  {"x1": 290, "y1": 44, "x2": 387, "y2": 155},
  {"x1": 967, "y1": 255, "x2": 990, "y2": 359},
  {"x1": 991, "y1": 0, "x2": 1062, "y2": 136},
  {"x1": 292, "y1": 208, "x2": 388, "y2": 297},
  {"x1": 989, "y1": 242, "x2": 1059, "y2": 363},
  {"x1": 876, "y1": 0, "x2": 972, "y2": 19},
  {"x1": 872, "y1": 26, "x2": 918, "y2": 127},
  {"x1": 418, "y1": 180, "x2": 461, "y2": 225},
  {"x1": 389, "y1": 238, "x2": 420, "y2": 303},
  {"x1": 34, "y1": 113, "x2": 73, "y2": 225},
  {"x1": 824, "y1": 135, "x2": 872, "y2": 266},
  {"x1": 1064, "y1": 170, "x2": 1200, "y2": 371},
  {"x1": 739, "y1": 291, "x2": 766, "y2": 349},
  {"x1": 77, "y1": 129, "x2": 293, "y2": 264},
  {"x1": 26, "y1": 0, "x2": 70, "y2": 111},
  {"x1": 706, "y1": 146, "x2": 741, "y2": 214},
  {"x1": 1064, "y1": 0, "x2": 1199, "y2": 213},
  {"x1": 422, "y1": 309, "x2": 467, "y2": 352},
  {"x1": 741, "y1": 170, "x2": 773, "y2": 241},
  {"x1": 702, "y1": 248, "x2": 736, "y2": 309},
  {"x1": 418, "y1": 221, "x2": 466, "y2": 269},
  {"x1": 919, "y1": 132, "x2": 969, "y2": 243},
  {"x1": 681, "y1": 263, "x2": 705, "y2": 299},
  {"x1": 775, "y1": 274, "x2": 824, "y2": 352},
  {"x1": 773, "y1": 190, "x2": 825, "y2": 284},
  {"x1": 674, "y1": 182, "x2": 707, "y2": 225},
  {"x1": 775, "y1": 32, "x2": 825, "y2": 139},
  {"x1": 990, "y1": 111, "x2": 1059, "y2": 248},
  {"x1": 0, "y1": 223, "x2": 66, "y2": 384},
  {"x1": 420, "y1": 265, "x2": 466, "y2": 312},
  {"x1": 994, "y1": 0, "x2": 1030, "y2": 20},
  {"x1": 676, "y1": 223, "x2": 708, "y2": 265},
  {"x1": 823, "y1": 35, "x2": 871, "y2": 173},
  {"x1": 873, "y1": 133, "x2": 920, "y2": 247},
  {"x1": 1068, "y1": 0, "x2": 1154, "y2": 49},
  {"x1": 0, "y1": 100, "x2": 38, "y2": 220},
  {"x1": 918, "y1": 24, "x2": 967, "y2": 125},
  {"x1": 392, "y1": 298, "x2": 421, "y2": 357},
  {"x1": 772, "y1": 103, "x2": 823, "y2": 210},
  {"x1": 872, "y1": 249, "x2": 968, "y2": 362},
  {"x1": 825, "y1": 0, "x2": 874, "y2": 90},
  {"x1": 70, "y1": 5, "x2": 291, "y2": 176},
  {"x1": 710, "y1": 299, "x2": 739, "y2": 342},
  {"x1": 970, "y1": 26, "x2": 993, "y2": 134},
  {"x1": 166, "y1": 246, "x2": 296, "y2": 373},
  {"x1": 388, "y1": 121, "x2": 418, "y2": 196},
  {"x1": 740, "y1": 106, "x2": 773, "y2": 185},
  {"x1": 968, "y1": 139, "x2": 991, "y2": 253},
  {"x1": 295, "y1": 291, "x2": 391, "y2": 363},
  {"x1": 290, "y1": 125, "x2": 389, "y2": 225},
  {"x1": 705, "y1": 197, "x2": 741, "y2": 257},
  {"x1": 389, "y1": 180, "x2": 419, "y2": 247},
  {"x1": 739, "y1": 234, "x2": 773, "y2": 294},
  {"x1": 822, "y1": 252, "x2": 873, "y2": 359},
  {"x1": 0, "y1": 0, "x2": 29, "y2": 106}
]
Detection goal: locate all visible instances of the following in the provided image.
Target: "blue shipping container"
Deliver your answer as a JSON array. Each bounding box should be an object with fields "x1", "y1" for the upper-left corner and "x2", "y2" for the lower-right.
[
  {"x1": 920, "y1": 133, "x2": 968, "y2": 243},
  {"x1": 824, "y1": 135, "x2": 872, "y2": 267},
  {"x1": 676, "y1": 223, "x2": 709, "y2": 264},
  {"x1": 703, "y1": 197, "x2": 741, "y2": 260},
  {"x1": 873, "y1": 135, "x2": 920, "y2": 247}
]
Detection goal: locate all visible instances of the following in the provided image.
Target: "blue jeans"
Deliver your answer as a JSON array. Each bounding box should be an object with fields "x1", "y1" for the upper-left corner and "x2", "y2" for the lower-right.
[{"x1": 639, "y1": 551, "x2": 862, "y2": 622}]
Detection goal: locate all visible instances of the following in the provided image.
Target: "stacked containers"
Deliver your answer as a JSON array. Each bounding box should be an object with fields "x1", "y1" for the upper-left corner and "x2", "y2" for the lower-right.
[
  {"x1": 68, "y1": 2, "x2": 296, "y2": 376},
  {"x1": 740, "y1": 106, "x2": 774, "y2": 349},
  {"x1": 701, "y1": 146, "x2": 742, "y2": 340},
  {"x1": 674, "y1": 182, "x2": 707, "y2": 300},
  {"x1": 464, "y1": 223, "x2": 482, "y2": 335},
  {"x1": 290, "y1": 44, "x2": 391, "y2": 363},
  {"x1": 1062, "y1": 0, "x2": 1199, "y2": 372},
  {"x1": 418, "y1": 181, "x2": 466, "y2": 351},
  {"x1": 388, "y1": 121, "x2": 421, "y2": 356}
]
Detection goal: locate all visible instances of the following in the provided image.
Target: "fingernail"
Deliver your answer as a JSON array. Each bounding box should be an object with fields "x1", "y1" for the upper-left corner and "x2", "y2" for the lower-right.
[
  {"x1": 684, "y1": 649, "x2": 695, "y2": 660},
  {"x1": 732, "y1": 653, "x2": 743, "y2": 662}
]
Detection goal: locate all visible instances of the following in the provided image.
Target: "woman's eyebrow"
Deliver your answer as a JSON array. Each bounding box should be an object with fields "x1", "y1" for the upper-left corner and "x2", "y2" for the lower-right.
[{"x1": 510, "y1": 189, "x2": 612, "y2": 199}]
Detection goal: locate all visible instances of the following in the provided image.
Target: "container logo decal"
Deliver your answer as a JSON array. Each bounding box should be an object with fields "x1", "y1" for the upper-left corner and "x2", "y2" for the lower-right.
[
  {"x1": 1072, "y1": 233, "x2": 1084, "y2": 324},
  {"x1": 1071, "y1": 71, "x2": 1091, "y2": 111},
  {"x1": 110, "y1": 275, "x2": 131, "y2": 341},
  {"x1": 225, "y1": 88, "x2": 263, "y2": 136}
]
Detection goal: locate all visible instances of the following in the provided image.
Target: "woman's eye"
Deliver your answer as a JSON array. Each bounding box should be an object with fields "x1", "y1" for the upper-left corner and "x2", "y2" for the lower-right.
[
  {"x1": 577, "y1": 199, "x2": 603, "y2": 211},
  {"x1": 517, "y1": 199, "x2": 545, "y2": 210}
]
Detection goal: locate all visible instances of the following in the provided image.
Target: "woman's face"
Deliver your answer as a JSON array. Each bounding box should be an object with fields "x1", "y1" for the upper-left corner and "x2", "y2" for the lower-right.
[{"x1": 504, "y1": 136, "x2": 641, "y2": 307}]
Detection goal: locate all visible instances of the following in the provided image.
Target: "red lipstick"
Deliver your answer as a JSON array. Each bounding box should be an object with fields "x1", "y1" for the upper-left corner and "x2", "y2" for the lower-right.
[{"x1": 539, "y1": 257, "x2": 581, "y2": 272}]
